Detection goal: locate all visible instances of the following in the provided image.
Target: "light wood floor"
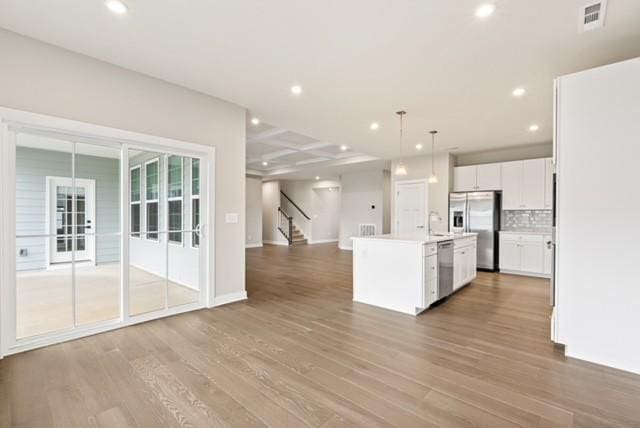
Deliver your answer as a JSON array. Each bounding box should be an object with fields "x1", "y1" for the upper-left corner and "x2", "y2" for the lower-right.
[
  {"x1": 2, "y1": 243, "x2": 640, "y2": 427},
  {"x1": 16, "y1": 264, "x2": 200, "y2": 338}
]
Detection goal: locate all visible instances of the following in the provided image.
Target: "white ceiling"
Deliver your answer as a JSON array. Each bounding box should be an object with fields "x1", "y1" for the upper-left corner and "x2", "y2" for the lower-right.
[{"x1": 1, "y1": 1, "x2": 639, "y2": 166}]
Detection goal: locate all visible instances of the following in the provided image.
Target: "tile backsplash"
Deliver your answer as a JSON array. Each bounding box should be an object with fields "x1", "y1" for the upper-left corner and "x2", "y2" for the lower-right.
[{"x1": 502, "y1": 210, "x2": 552, "y2": 231}]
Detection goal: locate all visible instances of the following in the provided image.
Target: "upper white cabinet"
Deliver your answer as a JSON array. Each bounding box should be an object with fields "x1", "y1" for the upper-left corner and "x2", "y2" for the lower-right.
[
  {"x1": 453, "y1": 163, "x2": 501, "y2": 191},
  {"x1": 476, "y1": 163, "x2": 502, "y2": 190},
  {"x1": 453, "y1": 166, "x2": 478, "y2": 191},
  {"x1": 501, "y1": 159, "x2": 546, "y2": 210},
  {"x1": 544, "y1": 158, "x2": 554, "y2": 209},
  {"x1": 454, "y1": 158, "x2": 551, "y2": 211}
]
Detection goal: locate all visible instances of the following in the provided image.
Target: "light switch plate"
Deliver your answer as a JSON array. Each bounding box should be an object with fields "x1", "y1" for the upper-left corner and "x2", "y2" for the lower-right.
[{"x1": 225, "y1": 213, "x2": 239, "y2": 224}]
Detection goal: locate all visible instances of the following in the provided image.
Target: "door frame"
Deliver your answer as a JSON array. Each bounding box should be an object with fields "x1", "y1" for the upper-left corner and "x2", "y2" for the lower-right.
[
  {"x1": 45, "y1": 176, "x2": 97, "y2": 267},
  {"x1": 393, "y1": 179, "x2": 429, "y2": 235},
  {"x1": 0, "y1": 107, "x2": 216, "y2": 357}
]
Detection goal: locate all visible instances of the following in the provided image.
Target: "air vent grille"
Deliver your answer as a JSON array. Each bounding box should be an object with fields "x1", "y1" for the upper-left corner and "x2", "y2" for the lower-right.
[
  {"x1": 580, "y1": 1, "x2": 607, "y2": 32},
  {"x1": 359, "y1": 224, "x2": 376, "y2": 237}
]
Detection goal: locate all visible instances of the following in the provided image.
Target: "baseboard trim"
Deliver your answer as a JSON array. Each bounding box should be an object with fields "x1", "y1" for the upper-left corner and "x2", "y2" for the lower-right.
[
  {"x1": 308, "y1": 239, "x2": 339, "y2": 245},
  {"x1": 213, "y1": 290, "x2": 248, "y2": 307},
  {"x1": 338, "y1": 244, "x2": 353, "y2": 251},
  {"x1": 245, "y1": 243, "x2": 263, "y2": 248},
  {"x1": 499, "y1": 269, "x2": 550, "y2": 279},
  {"x1": 263, "y1": 240, "x2": 289, "y2": 246}
]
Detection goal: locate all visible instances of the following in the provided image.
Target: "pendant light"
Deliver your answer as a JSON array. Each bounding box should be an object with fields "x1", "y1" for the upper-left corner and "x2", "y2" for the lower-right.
[
  {"x1": 427, "y1": 130, "x2": 439, "y2": 184},
  {"x1": 394, "y1": 111, "x2": 408, "y2": 176}
]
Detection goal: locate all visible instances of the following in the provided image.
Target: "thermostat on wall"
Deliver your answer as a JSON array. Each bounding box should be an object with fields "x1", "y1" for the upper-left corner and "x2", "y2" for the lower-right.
[{"x1": 225, "y1": 213, "x2": 239, "y2": 224}]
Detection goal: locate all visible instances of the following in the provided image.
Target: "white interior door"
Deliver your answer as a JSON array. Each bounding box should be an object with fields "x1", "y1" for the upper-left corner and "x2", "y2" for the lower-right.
[
  {"x1": 395, "y1": 181, "x2": 426, "y2": 235},
  {"x1": 49, "y1": 177, "x2": 95, "y2": 264}
]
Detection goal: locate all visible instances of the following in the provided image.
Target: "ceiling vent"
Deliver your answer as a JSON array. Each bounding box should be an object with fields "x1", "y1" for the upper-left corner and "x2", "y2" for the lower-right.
[{"x1": 579, "y1": 0, "x2": 607, "y2": 32}]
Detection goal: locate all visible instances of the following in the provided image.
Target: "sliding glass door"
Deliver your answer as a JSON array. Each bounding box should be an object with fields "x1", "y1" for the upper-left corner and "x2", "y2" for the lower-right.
[{"x1": 3, "y1": 121, "x2": 209, "y2": 354}]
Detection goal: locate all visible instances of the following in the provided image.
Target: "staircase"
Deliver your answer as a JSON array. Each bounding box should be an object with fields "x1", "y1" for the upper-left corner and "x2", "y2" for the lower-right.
[
  {"x1": 277, "y1": 191, "x2": 310, "y2": 246},
  {"x1": 291, "y1": 224, "x2": 307, "y2": 246}
]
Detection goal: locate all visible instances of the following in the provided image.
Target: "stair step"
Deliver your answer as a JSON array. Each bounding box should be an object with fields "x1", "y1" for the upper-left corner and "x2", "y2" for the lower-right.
[{"x1": 291, "y1": 238, "x2": 308, "y2": 246}]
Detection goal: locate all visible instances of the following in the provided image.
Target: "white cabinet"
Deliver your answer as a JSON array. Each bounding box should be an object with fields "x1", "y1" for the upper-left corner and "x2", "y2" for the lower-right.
[
  {"x1": 453, "y1": 164, "x2": 501, "y2": 191},
  {"x1": 453, "y1": 239, "x2": 477, "y2": 290},
  {"x1": 501, "y1": 161, "x2": 523, "y2": 210},
  {"x1": 453, "y1": 166, "x2": 478, "y2": 192},
  {"x1": 499, "y1": 232, "x2": 548, "y2": 277},
  {"x1": 501, "y1": 159, "x2": 546, "y2": 210},
  {"x1": 423, "y1": 254, "x2": 438, "y2": 306},
  {"x1": 544, "y1": 158, "x2": 554, "y2": 209},
  {"x1": 476, "y1": 163, "x2": 502, "y2": 190}
]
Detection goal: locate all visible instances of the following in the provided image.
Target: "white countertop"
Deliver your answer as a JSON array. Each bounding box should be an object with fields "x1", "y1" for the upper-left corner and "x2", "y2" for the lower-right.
[{"x1": 352, "y1": 232, "x2": 477, "y2": 245}]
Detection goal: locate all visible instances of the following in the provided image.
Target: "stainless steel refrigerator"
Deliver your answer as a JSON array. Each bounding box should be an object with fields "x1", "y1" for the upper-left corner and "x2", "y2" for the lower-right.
[{"x1": 449, "y1": 191, "x2": 501, "y2": 271}]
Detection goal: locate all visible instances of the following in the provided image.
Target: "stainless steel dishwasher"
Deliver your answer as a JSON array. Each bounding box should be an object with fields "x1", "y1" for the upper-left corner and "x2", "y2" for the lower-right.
[{"x1": 437, "y1": 241, "x2": 454, "y2": 299}]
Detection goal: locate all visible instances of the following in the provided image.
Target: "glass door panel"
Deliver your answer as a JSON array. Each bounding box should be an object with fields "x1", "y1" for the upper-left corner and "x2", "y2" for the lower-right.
[
  {"x1": 128, "y1": 149, "x2": 167, "y2": 316},
  {"x1": 15, "y1": 133, "x2": 74, "y2": 338},
  {"x1": 75, "y1": 142, "x2": 121, "y2": 326}
]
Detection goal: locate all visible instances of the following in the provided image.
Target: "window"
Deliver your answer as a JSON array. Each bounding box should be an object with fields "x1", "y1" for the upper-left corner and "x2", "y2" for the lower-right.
[
  {"x1": 191, "y1": 158, "x2": 200, "y2": 248},
  {"x1": 167, "y1": 156, "x2": 183, "y2": 244},
  {"x1": 130, "y1": 166, "x2": 141, "y2": 237},
  {"x1": 145, "y1": 159, "x2": 159, "y2": 241}
]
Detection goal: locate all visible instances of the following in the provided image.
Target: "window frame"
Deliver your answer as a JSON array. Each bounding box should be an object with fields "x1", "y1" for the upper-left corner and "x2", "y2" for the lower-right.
[
  {"x1": 144, "y1": 157, "x2": 160, "y2": 242},
  {"x1": 167, "y1": 155, "x2": 184, "y2": 246},
  {"x1": 190, "y1": 158, "x2": 200, "y2": 249},
  {"x1": 129, "y1": 165, "x2": 141, "y2": 239}
]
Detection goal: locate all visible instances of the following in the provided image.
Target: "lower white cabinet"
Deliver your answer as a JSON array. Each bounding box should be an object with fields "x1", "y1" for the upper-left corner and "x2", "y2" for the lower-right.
[
  {"x1": 453, "y1": 239, "x2": 477, "y2": 290},
  {"x1": 543, "y1": 234, "x2": 552, "y2": 275},
  {"x1": 423, "y1": 253, "x2": 438, "y2": 306},
  {"x1": 499, "y1": 232, "x2": 549, "y2": 277}
]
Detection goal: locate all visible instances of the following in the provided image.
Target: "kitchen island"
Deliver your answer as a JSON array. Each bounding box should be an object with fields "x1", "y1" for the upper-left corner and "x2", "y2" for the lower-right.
[{"x1": 352, "y1": 233, "x2": 477, "y2": 315}]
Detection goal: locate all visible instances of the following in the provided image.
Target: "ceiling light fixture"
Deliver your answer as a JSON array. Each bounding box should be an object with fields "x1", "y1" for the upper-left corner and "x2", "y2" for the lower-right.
[
  {"x1": 394, "y1": 111, "x2": 408, "y2": 176},
  {"x1": 250, "y1": 117, "x2": 260, "y2": 126},
  {"x1": 340, "y1": 145, "x2": 348, "y2": 151},
  {"x1": 512, "y1": 87, "x2": 526, "y2": 97},
  {"x1": 105, "y1": 0, "x2": 128, "y2": 14},
  {"x1": 290, "y1": 85, "x2": 302, "y2": 95},
  {"x1": 475, "y1": 4, "x2": 496, "y2": 18},
  {"x1": 428, "y1": 131, "x2": 439, "y2": 184},
  {"x1": 415, "y1": 143, "x2": 423, "y2": 150},
  {"x1": 529, "y1": 124, "x2": 540, "y2": 132},
  {"x1": 370, "y1": 122, "x2": 380, "y2": 131},
  {"x1": 315, "y1": 176, "x2": 320, "y2": 180},
  {"x1": 262, "y1": 161, "x2": 268, "y2": 166}
]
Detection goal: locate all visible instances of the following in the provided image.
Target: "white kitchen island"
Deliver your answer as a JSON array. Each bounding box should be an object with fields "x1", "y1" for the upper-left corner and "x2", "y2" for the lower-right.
[{"x1": 352, "y1": 233, "x2": 477, "y2": 315}]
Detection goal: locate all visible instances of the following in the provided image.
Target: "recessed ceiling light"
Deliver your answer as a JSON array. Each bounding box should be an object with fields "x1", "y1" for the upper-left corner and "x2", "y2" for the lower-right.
[
  {"x1": 250, "y1": 117, "x2": 260, "y2": 126},
  {"x1": 315, "y1": 176, "x2": 320, "y2": 180},
  {"x1": 340, "y1": 145, "x2": 348, "y2": 151},
  {"x1": 370, "y1": 122, "x2": 380, "y2": 131},
  {"x1": 529, "y1": 124, "x2": 540, "y2": 132},
  {"x1": 475, "y1": 4, "x2": 496, "y2": 18},
  {"x1": 415, "y1": 143, "x2": 423, "y2": 150},
  {"x1": 290, "y1": 85, "x2": 302, "y2": 95},
  {"x1": 512, "y1": 87, "x2": 526, "y2": 97},
  {"x1": 262, "y1": 161, "x2": 268, "y2": 166},
  {"x1": 105, "y1": 0, "x2": 128, "y2": 14}
]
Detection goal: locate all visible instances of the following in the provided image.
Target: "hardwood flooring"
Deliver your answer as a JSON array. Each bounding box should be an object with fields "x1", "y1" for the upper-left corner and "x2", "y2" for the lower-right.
[{"x1": 1, "y1": 243, "x2": 640, "y2": 427}]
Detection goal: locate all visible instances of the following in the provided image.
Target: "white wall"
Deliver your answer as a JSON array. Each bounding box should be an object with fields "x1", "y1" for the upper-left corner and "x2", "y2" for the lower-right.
[
  {"x1": 339, "y1": 170, "x2": 386, "y2": 250},
  {"x1": 0, "y1": 29, "x2": 246, "y2": 300},
  {"x1": 556, "y1": 57, "x2": 640, "y2": 374},
  {"x1": 261, "y1": 181, "x2": 286, "y2": 244},
  {"x1": 245, "y1": 176, "x2": 263, "y2": 248},
  {"x1": 390, "y1": 153, "x2": 452, "y2": 234},
  {"x1": 280, "y1": 179, "x2": 340, "y2": 243}
]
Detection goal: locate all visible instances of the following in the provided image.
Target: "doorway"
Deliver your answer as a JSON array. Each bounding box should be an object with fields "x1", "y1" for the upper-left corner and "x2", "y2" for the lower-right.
[
  {"x1": 47, "y1": 177, "x2": 96, "y2": 265},
  {"x1": 395, "y1": 180, "x2": 428, "y2": 235}
]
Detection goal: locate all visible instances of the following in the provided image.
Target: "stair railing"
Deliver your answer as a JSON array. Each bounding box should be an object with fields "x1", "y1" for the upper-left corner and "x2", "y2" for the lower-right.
[
  {"x1": 280, "y1": 190, "x2": 311, "y2": 241},
  {"x1": 277, "y1": 207, "x2": 293, "y2": 245}
]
